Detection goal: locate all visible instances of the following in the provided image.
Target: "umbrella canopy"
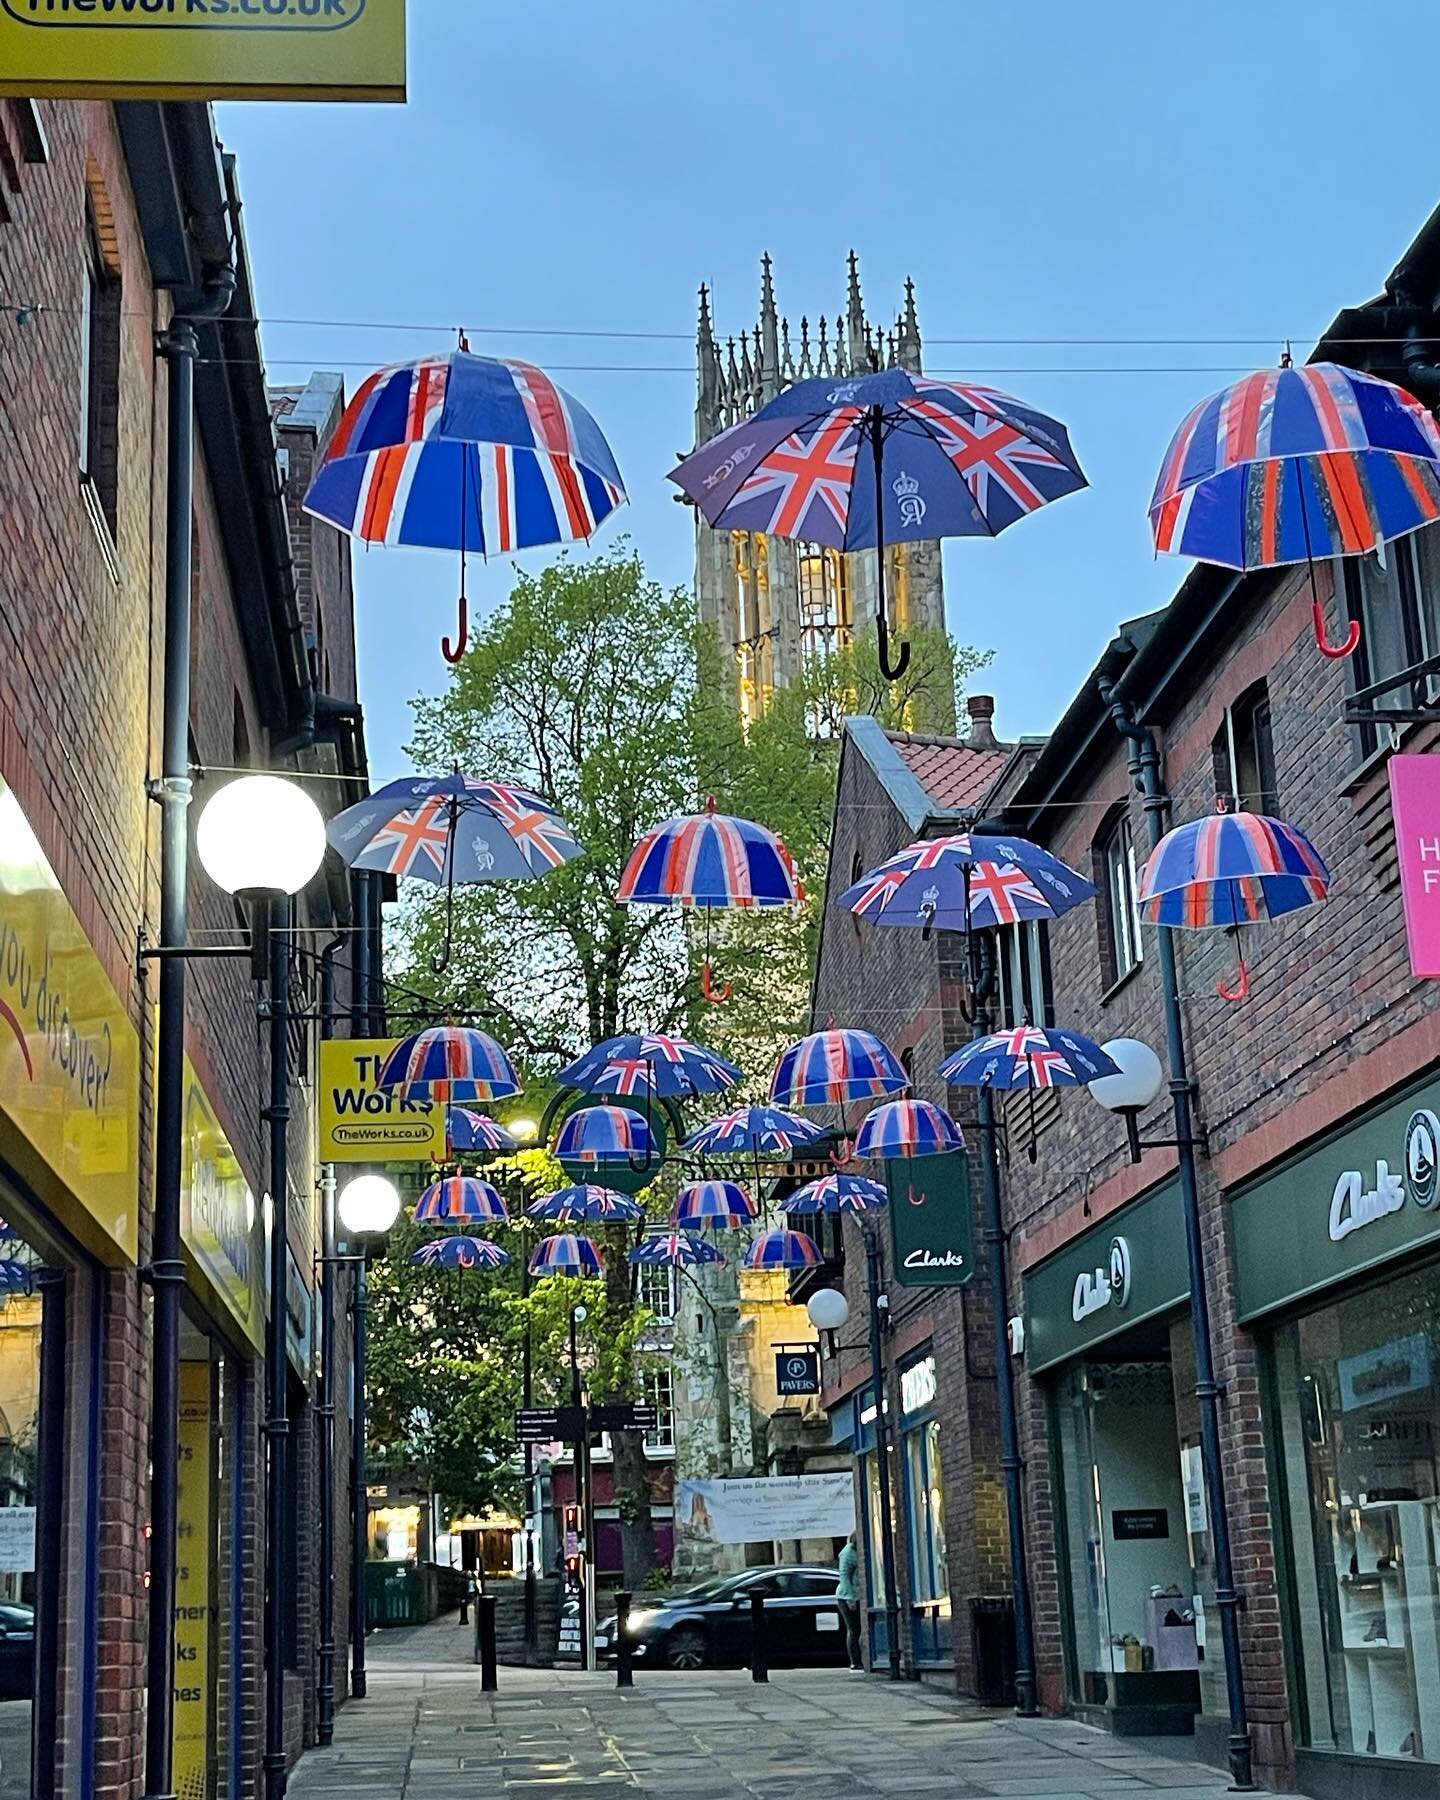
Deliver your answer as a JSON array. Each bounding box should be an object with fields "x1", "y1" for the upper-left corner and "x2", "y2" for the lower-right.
[
  {"x1": 529, "y1": 1233, "x2": 605, "y2": 1277},
  {"x1": 744, "y1": 1227, "x2": 824, "y2": 1270},
  {"x1": 0, "y1": 1259, "x2": 32, "y2": 1295},
  {"x1": 671, "y1": 367, "x2": 1085, "y2": 677},
  {"x1": 939, "y1": 1026, "x2": 1121, "y2": 1089},
  {"x1": 525, "y1": 1185, "x2": 646, "y2": 1224},
  {"x1": 838, "y1": 833, "x2": 1096, "y2": 934},
  {"x1": 671, "y1": 1180, "x2": 756, "y2": 1231},
  {"x1": 448, "y1": 1110, "x2": 518, "y2": 1156},
  {"x1": 552, "y1": 1105, "x2": 657, "y2": 1166},
  {"x1": 630, "y1": 1233, "x2": 726, "y2": 1269},
  {"x1": 376, "y1": 1027, "x2": 520, "y2": 1103},
  {"x1": 326, "y1": 774, "x2": 582, "y2": 884},
  {"x1": 557, "y1": 1033, "x2": 742, "y2": 1098},
  {"x1": 410, "y1": 1235, "x2": 510, "y2": 1271},
  {"x1": 618, "y1": 804, "x2": 801, "y2": 908},
  {"x1": 785, "y1": 1174, "x2": 889, "y2": 1215},
  {"x1": 854, "y1": 1099, "x2": 965, "y2": 1159},
  {"x1": 413, "y1": 1176, "x2": 510, "y2": 1225},
  {"x1": 770, "y1": 1028, "x2": 908, "y2": 1107},
  {"x1": 304, "y1": 351, "x2": 626, "y2": 661},
  {"x1": 685, "y1": 1105, "x2": 826, "y2": 1159}
]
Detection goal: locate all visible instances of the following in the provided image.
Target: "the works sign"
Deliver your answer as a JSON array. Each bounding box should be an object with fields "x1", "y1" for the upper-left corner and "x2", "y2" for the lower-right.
[{"x1": 0, "y1": 0, "x2": 405, "y2": 102}]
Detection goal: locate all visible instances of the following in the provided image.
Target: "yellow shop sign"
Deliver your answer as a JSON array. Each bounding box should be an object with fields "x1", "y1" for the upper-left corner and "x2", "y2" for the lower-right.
[
  {"x1": 0, "y1": 781, "x2": 138, "y2": 1263},
  {"x1": 0, "y1": 0, "x2": 405, "y2": 103},
  {"x1": 319, "y1": 1037, "x2": 445, "y2": 1163},
  {"x1": 182, "y1": 1064, "x2": 263, "y2": 1351}
]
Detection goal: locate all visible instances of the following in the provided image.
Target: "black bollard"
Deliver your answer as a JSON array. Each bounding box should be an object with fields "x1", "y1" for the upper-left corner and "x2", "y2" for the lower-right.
[
  {"x1": 458, "y1": 1579, "x2": 471, "y2": 1626},
  {"x1": 478, "y1": 1593, "x2": 498, "y2": 1692},
  {"x1": 614, "y1": 1591, "x2": 634, "y2": 1688},
  {"x1": 749, "y1": 1591, "x2": 769, "y2": 1684}
]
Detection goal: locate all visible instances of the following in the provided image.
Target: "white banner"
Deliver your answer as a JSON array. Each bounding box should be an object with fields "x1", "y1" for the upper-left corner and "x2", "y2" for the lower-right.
[{"x1": 676, "y1": 1474, "x2": 854, "y2": 1545}]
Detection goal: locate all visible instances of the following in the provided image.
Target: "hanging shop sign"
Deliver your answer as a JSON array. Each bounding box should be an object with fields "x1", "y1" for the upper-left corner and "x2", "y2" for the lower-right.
[
  {"x1": 0, "y1": 0, "x2": 406, "y2": 103},
  {"x1": 1231, "y1": 1078, "x2": 1440, "y2": 1322},
  {"x1": 1023, "y1": 1181, "x2": 1186, "y2": 1374},
  {"x1": 0, "y1": 779, "x2": 139, "y2": 1263},
  {"x1": 181, "y1": 1062, "x2": 263, "y2": 1351},
  {"x1": 318, "y1": 1037, "x2": 446, "y2": 1164},
  {"x1": 173, "y1": 1362, "x2": 213, "y2": 1797},
  {"x1": 675, "y1": 1473, "x2": 854, "y2": 1546},
  {"x1": 885, "y1": 1151, "x2": 974, "y2": 1288},
  {"x1": 775, "y1": 1347, "x2": 821, "y2": 1397},
  {"x1": 1389, "y1": 755, "x2": 1440, "y2": 979}
]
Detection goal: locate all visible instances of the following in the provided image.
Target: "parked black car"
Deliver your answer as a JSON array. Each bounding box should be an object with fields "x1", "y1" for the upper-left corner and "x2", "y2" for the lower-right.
[
  {"x1": 0, "y1": 1602, "x2": 34, "y2": 1701},
  {"x1": 595, "y1": 1566, "x2": 845, "y2": 1670}
]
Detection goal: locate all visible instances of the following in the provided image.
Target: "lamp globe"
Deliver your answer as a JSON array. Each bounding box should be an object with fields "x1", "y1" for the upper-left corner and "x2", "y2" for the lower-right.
[
  {"x1": 806, "y1": 1288, "x2": 850, "y2": 1332},
  {"x1": 196, "y1": 775, "x2": 327, "y2": 900},
  {"x1": 338, "y1": 1174, "x2": 401, "y2": 1238},
  {"x1": 1089, "y1": 1039, "x2": 1165, "y2": 1115}
]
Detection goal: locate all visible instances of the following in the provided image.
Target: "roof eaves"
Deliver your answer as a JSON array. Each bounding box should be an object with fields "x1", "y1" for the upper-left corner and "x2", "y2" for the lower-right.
[{"x1": 843, "y1": 715, "x2": 947, "y2": 834}]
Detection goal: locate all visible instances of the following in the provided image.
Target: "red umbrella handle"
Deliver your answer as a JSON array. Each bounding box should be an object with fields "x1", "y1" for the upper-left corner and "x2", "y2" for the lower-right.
[
  {"x1": 701, "y1": 961, "x2": 733, "y2": 1005},
  {"x1": 1312, "y1": 597, "x2": 1360, "y2": 660},
  {"x1": 442, "y1": 588, "x2": 469, "y2": 664},
  {"x1": 1216, "y1": 951, "x2": 1251, "y2": 1003}
]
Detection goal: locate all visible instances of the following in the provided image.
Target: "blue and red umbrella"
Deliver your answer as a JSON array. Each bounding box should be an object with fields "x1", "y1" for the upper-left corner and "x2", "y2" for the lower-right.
[
  {"x1": 685, "y1": 1105, "x2": 826, "y2": 1159},
  {"x1": 413, "y1": 1176, "x2": 510, "y2": 1225},
  {"x1": 410, "y1": 1235, "x2": 510, "y2": 1271},
  {"x1": 376, "y1": 1026, "x2": 520, "y2": 1103},
  {"x1": 630, "y1": 1233, "x2": 726, "y2": 1270},
  {"x1": 784, "y1": 1174, "x2": 888, "y2": 1215},
  {"x1": 529, "y1": 1233, "x2": 604, "y2": 1278},
  {"x1": 770, "y1": 1028, "x2": 908, "y2": 1107},
  {"x1": 671, "y1": 1180, "x2": 756, "y2": 1231},
  {"x1": 525, "y1": 1185, "x2": 645, "y2": 1224},
  {"x1": 304, "y1": 351, "x2": 626, "y2": 663},
  {"x1": 557, "y1": 1033, "x2": 742, "y2": 1099},
  {"x1": 1138, "y1": 810, "x2": 1331, "y2": 1001},
  {"x1": 838, "y1": 833, "x2": 1095, "y2": 935},
  {"x1": 1151, "y1": 360, "x2": 1440, "y2": 659},
  {"x1": 939, "y1": 1026, "x2": 1120, "y2": 1089},
  {"x1": 448, "y1": 1110, "x2": 518, "y2": 1156},
  {"x1": 553, "y1": 1105, "x2": 657, "y2": 1167},
  {"x1": 854, "y1": 1098, "x2": 964, "y2": 1159},
  {"x1": 744, "y1": 1227, "x2": 824, "y2": 1271}
]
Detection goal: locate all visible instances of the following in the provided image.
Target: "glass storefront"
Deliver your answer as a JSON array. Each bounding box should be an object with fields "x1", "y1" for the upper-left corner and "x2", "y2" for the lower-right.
[{"x1": 899, "y1": 1354, "x2": 950, "y2": 1664}]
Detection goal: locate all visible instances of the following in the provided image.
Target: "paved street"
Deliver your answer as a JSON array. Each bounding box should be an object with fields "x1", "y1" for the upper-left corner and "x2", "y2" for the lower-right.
[{"x1": 290, "y1": 1618, "x2": 1274, "y2": 1799}]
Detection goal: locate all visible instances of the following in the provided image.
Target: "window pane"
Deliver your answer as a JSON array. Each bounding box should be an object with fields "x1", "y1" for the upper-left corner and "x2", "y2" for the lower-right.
[
  {"x1": 1351, "y1": 553, "x2": 1414, "y2": 699},
  {"x1": 1103, "y1": 816, "x2": 1142, "y2": 980}
]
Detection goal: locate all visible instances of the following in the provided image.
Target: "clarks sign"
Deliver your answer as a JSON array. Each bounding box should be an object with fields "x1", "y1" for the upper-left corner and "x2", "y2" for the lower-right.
[
  {"x1": 884, "y1": 1152, "x2": 974, "y2": 1288},
  {"x1": 1071, "y1": 1236, "x2": 1132, "y2": 1322},
  {"x1": 1327, "y1": 1111, "x2": 1439, "y2": 1242}
]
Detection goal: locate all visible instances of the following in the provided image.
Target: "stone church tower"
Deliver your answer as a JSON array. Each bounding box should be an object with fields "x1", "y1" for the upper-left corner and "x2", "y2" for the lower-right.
[{"x1": 691, "y1": 253, "x2": 947, "y2": 725}]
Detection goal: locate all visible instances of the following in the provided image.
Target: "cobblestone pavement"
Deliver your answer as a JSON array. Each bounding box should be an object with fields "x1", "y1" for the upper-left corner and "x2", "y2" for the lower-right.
[{"x1": 291, "y1": 1617, "x2": 1287, "y2": 1800}]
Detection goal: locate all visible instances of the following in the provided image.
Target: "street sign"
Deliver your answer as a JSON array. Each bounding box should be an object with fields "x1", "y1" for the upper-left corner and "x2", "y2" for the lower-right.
[
  {"x1": 775, "y1": 1348, "x2": 821, "y2": 1396},
  {"x1": 318, "y1": 1038, "x2": 446, "y2": 1163},
  {"x1": 591, "y1": 1403, "x2": 658, "y2": 1434},
  {"x1": 515, "y1": 1406, "x2": 585, "y2": 1444},
  {"x1": 886, "y1": 1151, "x2": 975, "y2": 1287}
]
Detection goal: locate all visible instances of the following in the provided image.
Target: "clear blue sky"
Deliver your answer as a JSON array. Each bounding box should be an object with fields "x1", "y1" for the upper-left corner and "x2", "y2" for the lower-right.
[{"x1": 220, "y1": 0, "x2": 1440, "y2": 777}]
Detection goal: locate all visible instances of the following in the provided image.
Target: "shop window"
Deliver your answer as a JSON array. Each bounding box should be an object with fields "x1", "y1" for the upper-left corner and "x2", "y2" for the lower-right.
[
  {"x1": 636, "y1": 1264, "x2": 676, "y2": 1324},
  {"x1": 993, "y1": 920, "x2": 1054, "y2": 1029},
  {"x1": 1096, "y1": 808, "x2": 1144, "y2": 987},
  {"x1": 905, "y1": 1418, "x2": 948, "y2": 1605},
  {"x1": 1343, "y1": 529, "x2": 1440, "y2": 757},
  {"x1": 78, "y1": 195, "x2": 121, "y2": 546},
  {"x1": 1271, "y1": 1263, "x2": 1440, "y2": 1765},
  {"x1": 642, "y1": 1367, "x2": 674, "y2": 1453},
  {"x1": 1211, "y1": 680, "x2": 1278, "y2": 815}
]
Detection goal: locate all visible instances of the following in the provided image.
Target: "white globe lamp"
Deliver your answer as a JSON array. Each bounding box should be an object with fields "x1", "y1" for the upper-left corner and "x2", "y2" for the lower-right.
[
  {"x1": 806, "y1": 1288, "x2": 850, "y2": 1332},
  {"x1": 1089, "y1": 1039, "x2": 1165, "y2": 1114},
  {"x1": 338, "y1": 1174, "x2": 402, "y2": 1239},
  {"x1": 196, "y1": 775, "x2": 327, "y2": 900}
]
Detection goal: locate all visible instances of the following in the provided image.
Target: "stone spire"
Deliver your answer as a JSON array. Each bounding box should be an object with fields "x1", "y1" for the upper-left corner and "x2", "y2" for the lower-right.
[
  {"x1": 845, "y1": 250, "x2": 868, "y2": 372},
  {"x1": 697, "y1": 284, "x2": 721, "y2": 433},
  {"x1": 897, "y1": 276, "x2": 922, "y2": 371},
  {"x1": 759, "y1": 254, "x2": 781, "y2": 401}
]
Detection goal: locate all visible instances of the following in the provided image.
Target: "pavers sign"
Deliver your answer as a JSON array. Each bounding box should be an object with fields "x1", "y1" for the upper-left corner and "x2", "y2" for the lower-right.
[
  {"x1": 318, "y1": 1037, "x2": 445, "y2": 1163},
  {"x1": 0, "y1": 0, "x2": 405, "y2": 102}
]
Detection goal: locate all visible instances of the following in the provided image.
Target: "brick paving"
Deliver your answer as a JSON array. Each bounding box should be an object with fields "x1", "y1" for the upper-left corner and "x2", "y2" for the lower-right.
[{"x1": 290, "y1": 1618, "x2": 1297, "y2": 1799}]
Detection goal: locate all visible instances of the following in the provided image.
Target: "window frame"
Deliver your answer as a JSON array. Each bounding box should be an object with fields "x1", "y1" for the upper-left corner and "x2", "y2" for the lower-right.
[
  {"x1": 641, "y1": 1366, "x2": 675, "y2": 1454},
  {"x1": 993, "y1": 920, "x2": 1054, "y2": 1030},
  {"x1": 1097, "y1": 807, "x2": 1144, "y2": 989},
  {"x1": 1212, "y1": 680, "x2": 1278, "y2": 815},
  {"x1": 636, "y1": 1263, "x2": 677, "y2": 1325},
  {"x1": 1343, "y1": 534, "x2": 1440, "y2": 757}
]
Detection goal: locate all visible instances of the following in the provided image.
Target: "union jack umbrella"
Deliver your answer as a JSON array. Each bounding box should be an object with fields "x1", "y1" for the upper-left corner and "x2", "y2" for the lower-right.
[
  {"x1": 671, "y1": 366, "x2": 1085, "y2": 679},
  {"x1": 0, "y1": 1258, "x2": 32, "y2": 1295},
  {"x1": 413, "y1": 1175, "x2": 510, "y2": 1225},
  {"x1": 447, "y1": 1110, "x2": 518, "y2": 1156},
  {"x1": 854, "y1": 1098, "x2": 965, "y2": 1159},
  {"x1": 1151, "y1": 361, "x2": 1440, "y2": 660},
  {"x1": 671, "y1": 1180, "x2": 756, "y2": 1231},
  {"x1": 525, "y1": 1185, "x2": 645, "y2": 1224},
  {"x1": 784, "y1": 1173, "x2": 888, "y2": 1215},
  {"x1": 376, "y1": 1026, "x2": 520, "y2": 1103},
  {"x1": 557, "y1": 1033, "x2": 742, "y2": 1099},
  {"x1": 1138, "y1": 810, "x2": 1331, "y2": 1001},
  {"x1": 529, "y1": 1233, "x2": 605, "y2": 1278},
  {"x1": 553, "y1": 1104, "x2": 657, "y2": 1167},
  {"x1": 770, "y1": 1028, "x2": 908, "y2": 1107},
  {"x1": 410, "y1": 1235, "x2": 510, "y2": 1271},
  {"x1": 938, "y1": 1026, "x2": 1120, "y2": 1089},
  {"x1": 837, "y1": 833, "x2": 1095, "y2": 935},
  {"x1": 685, "y1": 1106, "x2": 825, "y2": 1159},
  {"x1": 304, "y1": 351, "x2": 626, "y2": 664},
  {"x1": 629, "y1": 1232, "x2": 726, "y2": 1269},
  {"x1": 744, "y1": 1227, "x2": 824, "y2": 1270}
]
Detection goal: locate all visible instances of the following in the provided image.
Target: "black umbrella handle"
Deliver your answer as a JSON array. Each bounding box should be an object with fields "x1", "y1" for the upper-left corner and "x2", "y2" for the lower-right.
[{"x1": 869, "y1": 406, "x2": 912, "y2": 681}]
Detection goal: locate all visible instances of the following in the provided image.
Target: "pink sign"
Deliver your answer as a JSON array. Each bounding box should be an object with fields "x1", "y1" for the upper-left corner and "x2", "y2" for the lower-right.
[{"x1": 1389, "y1": 754, "x2": 1440, "y2": 977}]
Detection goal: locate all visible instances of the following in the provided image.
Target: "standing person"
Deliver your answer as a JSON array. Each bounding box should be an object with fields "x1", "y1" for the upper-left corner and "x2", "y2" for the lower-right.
[{"x1": 836, "y1": 1532, "x2": 863, "y2": 1671}]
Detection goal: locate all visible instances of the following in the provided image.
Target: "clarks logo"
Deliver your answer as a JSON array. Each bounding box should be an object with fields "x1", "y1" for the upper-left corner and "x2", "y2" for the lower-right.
[{"x1": 3, "y1": 0, "x2": 366, "y2": 29}]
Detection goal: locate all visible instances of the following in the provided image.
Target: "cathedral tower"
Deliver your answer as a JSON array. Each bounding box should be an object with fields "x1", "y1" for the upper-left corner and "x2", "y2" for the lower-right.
[{"x1": 691, "y1": 253, "x2": 947, "y2": 725}]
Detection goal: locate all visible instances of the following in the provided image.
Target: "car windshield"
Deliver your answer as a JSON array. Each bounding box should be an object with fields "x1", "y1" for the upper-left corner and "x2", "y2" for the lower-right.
[{"x1": 669, "y1": 1574, "x2": 745, "y2": 1602}]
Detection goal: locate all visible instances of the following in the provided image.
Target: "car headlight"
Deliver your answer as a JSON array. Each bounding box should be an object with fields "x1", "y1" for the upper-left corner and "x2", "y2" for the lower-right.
[{"x1": 623, "y1": 1609, "x2": 660, "y2": 1635}]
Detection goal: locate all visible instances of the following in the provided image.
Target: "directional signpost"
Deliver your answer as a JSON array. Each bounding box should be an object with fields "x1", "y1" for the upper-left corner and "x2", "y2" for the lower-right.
[{"x1": 515, "y1": 1406, "x2": 586, "y2": 1444}]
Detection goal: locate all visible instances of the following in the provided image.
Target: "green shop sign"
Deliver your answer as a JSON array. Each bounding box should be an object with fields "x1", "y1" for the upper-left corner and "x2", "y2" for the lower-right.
[
  {"x1": 1231, "y1": 1077, "x2": 1440, "y2": 1323},
  {"x1": 885, "y1": 1152, "x2": 974, "y2": 1287},
  {"x1": 1024, "y1": 1180, "x2": 1186, "y2": 1374}
]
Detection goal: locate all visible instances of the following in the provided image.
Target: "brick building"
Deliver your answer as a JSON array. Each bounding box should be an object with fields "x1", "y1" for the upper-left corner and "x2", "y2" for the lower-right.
[
  {"x1": 0, "y1": 97, "x2": 369, "y2": 1798},
  {"x1": 812, "y1": 207, "x2": 1440, "y2": 1796}
]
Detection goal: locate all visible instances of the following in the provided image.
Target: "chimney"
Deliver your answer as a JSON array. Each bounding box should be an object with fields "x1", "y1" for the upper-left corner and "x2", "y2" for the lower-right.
[{"x1": 964, "y1": 694, "x2": 1000, "y2": 753}]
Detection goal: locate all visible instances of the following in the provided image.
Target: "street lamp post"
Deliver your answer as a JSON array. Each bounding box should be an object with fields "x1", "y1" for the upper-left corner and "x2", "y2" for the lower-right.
[
  {"x1": 861, "y1": 1228, "x2": 903, "y2": 1680},
  {"x1": 568, "y1": 1303, "x2": 593, "y2": 1671}
]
